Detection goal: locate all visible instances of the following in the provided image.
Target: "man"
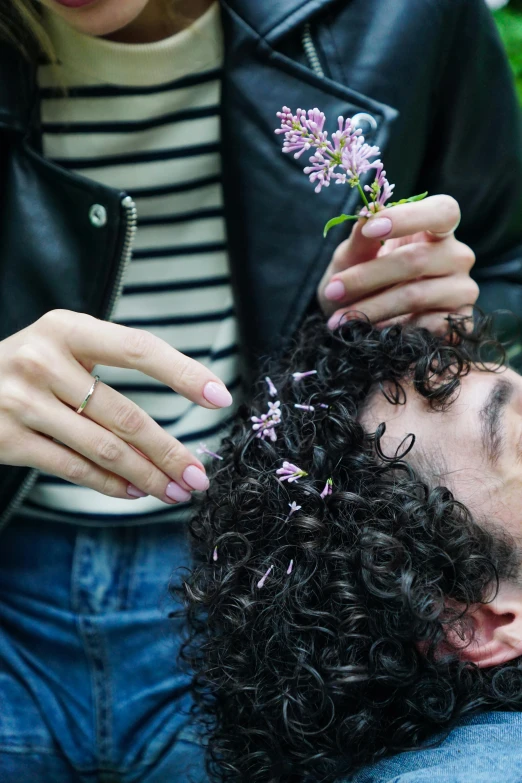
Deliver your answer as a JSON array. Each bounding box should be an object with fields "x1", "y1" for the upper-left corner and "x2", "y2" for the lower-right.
[
  {"x1": 181, "y1": 311, "x2": 522, "y2": 783},
  {"x1": 353, "y1": 342, "x2": 522, "y2": 782}
]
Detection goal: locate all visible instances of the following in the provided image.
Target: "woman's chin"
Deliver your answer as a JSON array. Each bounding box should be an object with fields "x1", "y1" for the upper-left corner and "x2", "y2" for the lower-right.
[{"x1": 40, "y1": 0, "x2": 152, "y2": 38}]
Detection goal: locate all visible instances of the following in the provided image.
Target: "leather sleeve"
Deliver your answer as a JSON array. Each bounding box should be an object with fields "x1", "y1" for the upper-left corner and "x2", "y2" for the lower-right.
[{"x1": 419, "y1": 0, "x2": 522, "y2": 352}]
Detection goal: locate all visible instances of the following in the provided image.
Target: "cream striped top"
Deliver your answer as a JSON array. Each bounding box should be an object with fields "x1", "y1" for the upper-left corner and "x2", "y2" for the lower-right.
[{"x1": 24, "y1": 3, "x2": 240, "y2": 525}]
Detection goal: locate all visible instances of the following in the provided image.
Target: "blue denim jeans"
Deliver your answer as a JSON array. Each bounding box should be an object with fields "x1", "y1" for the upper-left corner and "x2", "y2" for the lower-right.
[
  {"x1": 0, "y1": 516, "x2": 206, "y2": 783},
  {"x1": 348, "y1": 712, "x2": 522, "y2": 782}
]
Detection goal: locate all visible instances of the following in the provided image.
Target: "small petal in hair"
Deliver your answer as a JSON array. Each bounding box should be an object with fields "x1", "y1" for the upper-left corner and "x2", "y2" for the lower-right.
[
  {"x1": 284, "y1": 501, "x2": 302, "y2": 522},
  {"x1": 294, "y1": 404, "x2": 315, "y2": 412},
  {"x1": 213, "y1": 546, "x2": 218, "y2": 562},
  {"x1": 197, "y1": 443, "x2": 224, "y2": 460},
  {"x1": 257, "y1": 565, "x2": 273, "y2": 589},
  {"x1": 276, "y1": 462, "x2": 308, "y2": 482},
  {"x1": 286, "y1": 560, "x2": 294, "y2": 575},
  {"x1": 292, "y1": 370, "x2": 317, "y2": 381},
  {"x1": 320, "y1": 478, "x2": 333, "y2": 499},
  {"x1": 265, "y1": 376, "x2": 278, "y2": 397},
  {"x1": 251, "y1": 400, "x2": 282, "y2": 441},
  {"x1": 268, "y1": 401, "x2": 281, "y2": 417}
]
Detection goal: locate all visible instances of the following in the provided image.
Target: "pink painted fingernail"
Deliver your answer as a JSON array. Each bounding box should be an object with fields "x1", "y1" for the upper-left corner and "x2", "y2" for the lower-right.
[
  {"x1": 183, "y1": 465, "x2": 210, "y2": 491},
  {"x1": 361, "y1": 217, "x2": 392, "y2": 238},
  {"x1": 127, "y1": 484, "x2": 147, "y2": 498},
  {"x1": 324, "y1": 279, "x2": 345, "y2": 301},
  {"x1": 327, "y1": 314, "x2": 341, "y2": 331},
  {"x1": 166, "y1": 481, "x2": 192, "y2": 503},
  {"x1": 203, "y1": 381, "x2": 233, "y2": 408},
  {"x1": 328, "y1": 310, "x2": 354, "y2": 331}
]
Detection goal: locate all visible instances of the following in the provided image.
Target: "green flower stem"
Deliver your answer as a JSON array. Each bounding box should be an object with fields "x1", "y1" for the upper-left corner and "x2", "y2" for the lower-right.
[{"x1": 357, "y1": 182, "x2": 371, "y2": 212}]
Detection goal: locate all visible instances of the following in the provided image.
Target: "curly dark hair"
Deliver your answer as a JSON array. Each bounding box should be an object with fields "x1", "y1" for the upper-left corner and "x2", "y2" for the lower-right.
[{"x1": 176, "y1": 312, "x2": 522, "y2": 783}]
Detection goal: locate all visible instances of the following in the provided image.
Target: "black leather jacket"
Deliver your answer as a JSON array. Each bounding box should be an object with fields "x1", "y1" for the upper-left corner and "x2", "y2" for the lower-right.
[{"x1": 0, "y1": 0, "x2": 521, "y2": 526}]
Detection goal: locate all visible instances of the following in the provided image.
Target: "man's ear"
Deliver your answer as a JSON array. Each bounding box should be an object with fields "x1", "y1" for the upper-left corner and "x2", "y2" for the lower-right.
[{"x1": 452, "y1": 582, "x2": 522, "y2": 668}]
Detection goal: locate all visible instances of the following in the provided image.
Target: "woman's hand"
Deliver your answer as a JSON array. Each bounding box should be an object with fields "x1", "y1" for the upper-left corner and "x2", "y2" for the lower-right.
[
  {"x1": 318, "y1": 195, "x2": 478, "y2": 333},
  {"x1": 0, "y1": 310, "x2": 233, "y2": 503}
]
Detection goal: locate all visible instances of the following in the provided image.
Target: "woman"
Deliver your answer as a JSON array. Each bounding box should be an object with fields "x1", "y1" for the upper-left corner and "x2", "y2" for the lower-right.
[{"x1": 0, "y1": 0, "x2": 519, "y2": 780}]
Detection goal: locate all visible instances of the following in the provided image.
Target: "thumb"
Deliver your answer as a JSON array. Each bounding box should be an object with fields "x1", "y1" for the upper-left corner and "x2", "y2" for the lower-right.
[{"x1": 318, "y1": 219, "x2": 384, "y2": 315}]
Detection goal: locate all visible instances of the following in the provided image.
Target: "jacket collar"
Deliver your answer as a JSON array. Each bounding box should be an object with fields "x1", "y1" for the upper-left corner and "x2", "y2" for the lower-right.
[
  {"x1": 220, "y1": 0, "x2": 340, "y2": 42},
  {"x1": 219, "y1": 0, "x2": 398, "y2": 363}
]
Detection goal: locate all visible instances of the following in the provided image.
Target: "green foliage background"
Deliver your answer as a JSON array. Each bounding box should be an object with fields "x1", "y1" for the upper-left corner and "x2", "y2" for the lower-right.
[{"x1": 494, "y1": 2, "x2": 522, "y2": 103}]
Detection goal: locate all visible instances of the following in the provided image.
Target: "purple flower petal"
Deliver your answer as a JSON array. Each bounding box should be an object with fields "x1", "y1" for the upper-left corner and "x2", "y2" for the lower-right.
[
  {"x1": 292, "y1": 370, "x2": 317, "y2": 381},
  {"x1": 265, "y1": 376, "x2": 278, "y2": 397},
  {"x1": 257, "y1": 565, "x2": 273, "y2": 589},
  {"x1": 276, "y1": 461, "x2": 308, "y2": 482},
  {"x1": 197, "y1": 443, "x2": 224, "y2": 460},
  {"x1": 320, "y1": 478, "x2": 333, "y2": 499}
]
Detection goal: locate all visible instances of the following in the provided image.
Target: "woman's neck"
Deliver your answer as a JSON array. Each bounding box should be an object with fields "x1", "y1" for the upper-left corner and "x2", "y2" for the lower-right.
[{"x1": 105, "y1": 0, "x2": 214, "y2": 44}]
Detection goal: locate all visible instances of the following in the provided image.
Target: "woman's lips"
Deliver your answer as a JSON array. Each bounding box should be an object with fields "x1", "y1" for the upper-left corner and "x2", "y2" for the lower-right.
[{"x1": 52, "y1": 0, "x2": 98, "y2": 8}]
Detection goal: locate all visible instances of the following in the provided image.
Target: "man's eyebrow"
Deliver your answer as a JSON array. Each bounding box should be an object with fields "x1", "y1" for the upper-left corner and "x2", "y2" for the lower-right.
[{"x1": 479, "y1": 378, "x2": 514, "y2": 466}]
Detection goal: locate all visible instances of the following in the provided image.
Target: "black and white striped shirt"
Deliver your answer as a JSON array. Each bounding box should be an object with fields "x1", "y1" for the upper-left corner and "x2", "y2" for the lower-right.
[{"x1": 24, "y1": 3, "x2": 239, "y2": 525}]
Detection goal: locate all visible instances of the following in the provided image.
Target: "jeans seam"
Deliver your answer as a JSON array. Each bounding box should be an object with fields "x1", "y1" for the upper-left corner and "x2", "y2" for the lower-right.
[
  {"x1": 71, "y1": 530, "x2": 92, "y2": 615},
  {"x1": 117, "y1": 528, "x2": 135, "y2": 612},
  {"x1": 78, "y1": 616, "x2": 115, "y2": 773}
]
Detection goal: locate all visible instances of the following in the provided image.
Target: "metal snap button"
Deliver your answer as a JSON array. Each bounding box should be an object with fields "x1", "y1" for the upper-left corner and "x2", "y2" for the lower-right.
[
  {"x1": 89, "y1": 204, "x2": 107, "y2": 228},
  {"x1": 351, "y1": 113, "x2": 378, "y2": 133}
]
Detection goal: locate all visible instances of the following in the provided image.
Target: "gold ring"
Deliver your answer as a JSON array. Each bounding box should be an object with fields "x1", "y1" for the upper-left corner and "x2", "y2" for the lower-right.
[{"x1": 76, "y1": 375, "x2": 100, "y2": 415}]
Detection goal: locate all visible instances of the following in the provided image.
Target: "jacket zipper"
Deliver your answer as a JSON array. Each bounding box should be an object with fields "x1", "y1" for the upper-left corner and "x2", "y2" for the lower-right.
[
  {"x1": 302, "y1": 24, "x2": 325, "y2": 78},
  {"x1": 302, "y1": 26, "x2": 378, "y2": 136},
  {"x1": 105, "y1": 195, "x2": 138, "y2": 320},
  {"x1": 0, "y1": 194, "x2": 138, "y2": 530}
]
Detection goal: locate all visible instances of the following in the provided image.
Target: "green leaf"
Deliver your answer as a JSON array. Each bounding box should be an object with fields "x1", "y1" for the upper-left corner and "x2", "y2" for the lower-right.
[
  {"x1": 494, "y1": 7, "x2": 522, "y2": 103},
  {"x1": 388, "y1": 191, "x2": 428, "y2": 207},
  {"x1": 323, "y1": 214, "x2": 360, "y2": 237}
]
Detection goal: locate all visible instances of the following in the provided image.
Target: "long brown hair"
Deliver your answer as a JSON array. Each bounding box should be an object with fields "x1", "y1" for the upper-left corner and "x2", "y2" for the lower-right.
[{"x1": 0, "y1": 1, "x2": 55, "y2": 60}]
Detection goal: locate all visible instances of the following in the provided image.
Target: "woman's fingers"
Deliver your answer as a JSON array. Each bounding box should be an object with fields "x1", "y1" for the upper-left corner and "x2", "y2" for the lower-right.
[
  {"x1": 50, "y1": 366, "x2": 207, "y2": 492},
  {"x1": 324, "y1": 238, "x2": 475, "y2": 306},
  {"x1": 327, "y1": 275, "x2": 479, "y2": 330},
  {"x1": 22, "y1": 433, "x2": 132, "y2": 499},
  {"x1": 319, "y1": 195, "x2": 469, "y2": 316},
  {"x1": 360, "y1": 194, "x2": 461, "y2": 241},
  {"x1": 0, "y1": 311, "x2": 227, "y2": 499},
  {"x1": 27, "y1": 399, "x2": 193, "y2": 503},
  {"x1": 40, "y1": 311, "x2": 232, "y2": 410}
]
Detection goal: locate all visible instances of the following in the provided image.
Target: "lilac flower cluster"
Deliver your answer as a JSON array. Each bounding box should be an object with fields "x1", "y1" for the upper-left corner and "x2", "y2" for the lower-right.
[
  {"x1": 275, "y1": 106, "x2": 394, "y2": 213},
  {"x1": 359, "y1": 161, "x2": 395, "y2": 217}
]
